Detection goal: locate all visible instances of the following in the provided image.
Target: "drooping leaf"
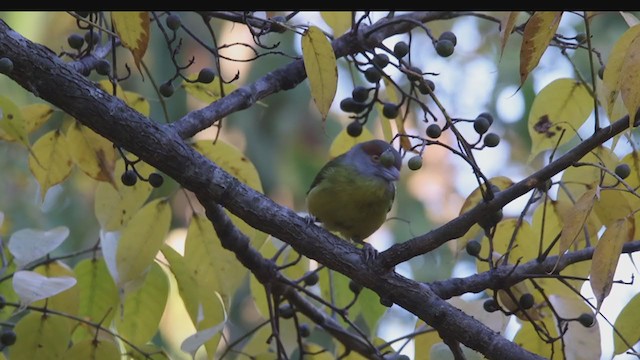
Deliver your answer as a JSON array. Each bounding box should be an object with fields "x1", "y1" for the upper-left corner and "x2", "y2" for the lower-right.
[
  {"x1": 28, "y1": 129, "x2": 73, "y2": 201},
  {"x1": 22, "y1": 103, "x2": 54, "y2": 134},
  {"x1": 66, "y1": 120, "x2": 116, "y2": 184},
  {"x1": 160, "y1": 244, "x2": 200, "y2": 323},
  {"x1": 180, "y1": 292, "x2": 227, "y2": 358},
  {"x1": 320, "y1": 11, "x2": 352, "y2": 36},
  {"x1": 520, "y1": 11, "x2": 562, "y2": 84},
  {"x1": 613, "y1": 292, "x2": 640, "y2": 354},
  {"x1": 619, "y1": 34, "x2": 640, "y2": 128},
  {"x1": 328, "y1": 125, "x2": 375, "y2": 158},
  {"x1": 0, "y1": 96, "x2": 28, "y2": 145},
  {"x1": 115, "y1": 198, "x2": 171, "y2": 290},
  {"x1": 500, "y1": 12, "x2": 520, "y2": 59},
  {"x1": 558, "y1": 184, "x2": 598, "y2": 259},
  {"x1": 13, "y1": 270, "x2": 77, "y2": 307},
  {"x1": 114, "y1": 262, "x2": 169, "y2": 346},
  {"x1": 111, "y1": 11, "x2": 150, "y2": 73},
  {"x1": 527, "y1": 78, "x2": 594, "y2": 161},
  {"x1": 74, "y1": 257, "x2": 119, "y2": 326},
  {"x1": 302, "y1": 25, "x2": 338, "y2": 120},
  {"x1": 8, "y1": 226, "x2": 69, "y2": 268},
  {"x1": 9, "y1": 312, "x2": 71, "y2": 360},
  {"x1": 602, "y1": 25, "x2": 640, "y2": 120},
  {"x1": 590, "y1": 216, "x2": 634, "y2": 313}
]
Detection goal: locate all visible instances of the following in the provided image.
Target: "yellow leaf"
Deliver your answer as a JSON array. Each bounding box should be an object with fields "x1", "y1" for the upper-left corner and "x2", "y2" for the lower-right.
[
  {"x1": 328, "y1": 125, "x2": 375, "y2": 158},
  {"x1": 602, "y1": 24, "x2": 640, "y2": 119},
  {"x1": 302, "y1": 25, "x2": 338, "y2": 120},
  {"x1": 558, "y1": 184, "x2": 598, "y2": 258},
  {"x1": 66, "y1": 120, "x2": 116, "y2": 184},
  {"x1": 22, "y1": 103, "x2": 54, "y2": 134},
  {"x1": 613, "y1": 292, "x2": 640, "y2": 354},
  {"x1": 500, "y1": 12, "x2": 520, "y2": 59},
  {"x1": 620, "y1": 11, "x2": 640, "y2": 27},
  {"x1": 520, "y1": 11, "x2": 563, "y2": 84},
  {"x1": 527, "y1": 78, "x2": 593, "y2": 161},
  {"x1": 94, "y1": 159, "x2": 154, "y2": 231},
  {"x1": 160, "y1": 244, "x2": 200, "y2": 324},
  {"x1": 192, "y1": 140, "x2": 262, "y2": 193},
  {"x1": 620, "y1": 34, "x2": 640, "y2": 128},
  {"x1": 548, "y1": 295, "x2": 601, "y2": 359},
  {"x1": 514, "y1": 316, "x2": 560, "y2": 358},
  {"x1": 116, "y1": 198, "x2": 172, "y2": 289},
  {"x1": 595, "y1": 188, "x2": 633, "y2": 227},
  {"x1": 320, "y1": 11, "x2": 352, "y2": 36},
  {"x1": 0, "y1": 96, "x2": 28, "y2": 145},
  {"x1": 64, "y1": 338, "x2": 121, "y2": 360},
  {"x1": 28, "y1": 129, "x2": 73, "y2": 200},
  {"x1": 181, "y1": 73, "x2": 236, "y2": 104},
  {"x1": 590, "y1": 216, "x2": 634, "y2": 312},
  {"x1": 9, "y1": 312, "x2": 71, "y2": 360},
  {"x1": 97, "y1": 80, "x2": 150, "y2": 116},
  {"x1": 111, "y1": 11, "x2": 150, "y2": 73}
]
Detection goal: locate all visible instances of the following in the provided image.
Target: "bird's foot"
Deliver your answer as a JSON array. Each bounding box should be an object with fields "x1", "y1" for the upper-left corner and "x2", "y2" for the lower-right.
[
  {"x1": 361, "y1": 242, "x2": 378, "y2": 262},
  {"x1": 304, "y1": 214, "x2": 319, "y2": 226}
]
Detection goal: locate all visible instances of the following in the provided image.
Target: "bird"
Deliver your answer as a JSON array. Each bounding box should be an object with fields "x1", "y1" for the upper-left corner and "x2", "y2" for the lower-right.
[{"x1": 305, "y1": 139, "x2": 402, "y2": 259}]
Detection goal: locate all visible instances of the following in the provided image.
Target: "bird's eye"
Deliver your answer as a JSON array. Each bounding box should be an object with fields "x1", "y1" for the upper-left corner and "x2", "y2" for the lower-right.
[{"x1": 372, "y1": 154, "x2": 380, "y2": 162}]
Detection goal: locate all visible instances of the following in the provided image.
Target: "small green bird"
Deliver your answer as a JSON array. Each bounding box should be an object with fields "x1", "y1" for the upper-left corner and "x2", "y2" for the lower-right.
[{"x1": 306, "y1": 139, "x2": 402, "y2": 257}]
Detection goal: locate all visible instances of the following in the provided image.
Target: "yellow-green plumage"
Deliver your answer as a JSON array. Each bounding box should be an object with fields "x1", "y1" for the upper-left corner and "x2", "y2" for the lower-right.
[{"x1": 305, "y1": 140, "x2": 401, "y2": 244}]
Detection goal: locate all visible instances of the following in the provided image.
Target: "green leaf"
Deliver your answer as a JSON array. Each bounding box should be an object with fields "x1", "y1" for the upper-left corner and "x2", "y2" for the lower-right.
[
  {"x1": 302, "y1": 25, "x2": 338, "y2": 120},
  {"x1": 160, "y1": 244, "x2": 200, "y2": 324},
  {"x1": 74, "y1": 258, "x2": 119, "y2": 326},
  {"x1": 613, "y1": 292, "x2": 640, "y2": 354},
  {"x1": 64, "y1": 338, "x2": 121, "y2": 360},
  {"x1": 115, "y1": 262, "x2": 169, "y2": 346},
  {"x1": 10, "y1": 312, "x2": 71, "y2": 360}
]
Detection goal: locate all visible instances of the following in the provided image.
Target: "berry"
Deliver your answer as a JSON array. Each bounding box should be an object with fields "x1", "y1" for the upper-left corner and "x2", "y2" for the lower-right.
[
  {"x1": 95, "y1": 59, "x2": 111, "y2": 76},
  {"x1": 577, "y1": 313, "x2": 595, "y2": 327},
  {"x1": 426, "y1": 124, "x2": 442, "y2": 138},
  {"x1": 303, "y1": 271, "x2": 319, "y2": 286},
  {"x1": 347, "y1": 120, "x2": 363, "y2": 137},
  {"x1": 615, "y1": 163, "x2": 631, "y2": 179},
  {"x1": 382, "y1": 102, "x2": 399, "y2": 119},
  {"x1": 159, "y1": 81, "x2": 174, "y2": 98},
  {"x1": 537, "y1": 179, "x2": 553, "y2": 192},
  {"x1": 407, "y1": 155, "x2": 423, "y2": 171},
  {"x1": 439, "y1": 31, "x2": 457, "y2": 46},
  {"x1": 478, "y1": 209, "x2": 503, "y2": 230},
  {"x1": 67, "y1": 33, "x2": 85, "y2": 50},
  {"x1": 418, "y1": 79, "x2": 435, "y2": 95},
  {"x1": 349, "y1": 280, "x2": 363, "y2": 294},
  {"x1": 197, "y1": 67, "x2": 216, "y2": 84},
  {"x1": 372, "y1": 53, "x2": 390, "y2": 68},
  {"x1": 84, "y1": 31, "x2": 100, "y2": 46},
  {"x1": 435, "y1": 39, "x2": 455, "y2": 57},
  {"x1": 473, "y1": 116, "x2": 491, "y2": 135},
  {"x1": 165, "y1": 14, "x2": 182, "y2": 31},
  {"x1": 340, "y1": 97, "x2": 365, "y2": 114},
  {"x1": 121, "y1": 169, "x2": 137, "y2": 186},
  {"x1": 483, "y1": 298, "x2": 499, "y2": 313},
  {"x1": 465, "y1": 240, "x2": 481, "y2": 257},
  {"x1": 380, "y1": 150, "x2": 396, "y2": 167},
  {"x1": 0, "y1": 329, "x2": 16, "y2": 346},
  {"x1": 478, "y1": 112, "x2": 494, "y2": 126},
  {"x1": 519, "y1": 293, "x2": 535, "y2": 310},
  {"x1": 364, "y1": 67, "x2": 382, "y2": 83},
  {"x1": 483, "y1": 133, "x2": 500, "y2": 148},
  {"x1": 406, "y1": 66, "x2": 422, "y2": 82},
  {"x1": 0, "y1": 58, "x2": 13, "y2": 74},
  {"x1": 393, "y1": 41, "x2": 409, "y2": 58},
  {"x1": 298, "y1": 324, "x2": 311, "y2": 337},
  {"x1": 352, "y1": 86, "x2": 369, "y2": 102},
  {"x1": 279, "y1": 304, "x2": 294, "y2": 319},
  {"x1": 148, "y1": 173, "x2": 164, "y2": 188},
  {"x1": 575, "y1": 32, "x2": 588, "y2": 44}
]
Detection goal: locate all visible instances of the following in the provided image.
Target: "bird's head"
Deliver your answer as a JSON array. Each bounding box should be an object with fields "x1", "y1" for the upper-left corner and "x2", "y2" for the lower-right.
[{"x1": 346, "y1": 140, "x2": 402, "y2": 182}]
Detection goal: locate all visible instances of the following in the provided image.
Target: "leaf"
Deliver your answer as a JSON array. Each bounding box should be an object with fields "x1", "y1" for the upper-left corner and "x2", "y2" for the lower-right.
[
  {"x1": 181, "y1": 73, "x2": 236, "y2": 104},
  {"x1": 320, "y1": 11, "x2": 351, "y2": 36},
  {"x1": 33, "y1": 261, "x2": 80, "y2": 318},
  {"x1": 64, "y1": 338, "x2": 121, "y2": 360},
  {"x1": 548, "y1": 295, "x2": 601, "y2": 359},
  {"x1": 12, "y1": 270, "x2": 77, "y2": 307},
  {"x1": 613, "y1": 292, "x2": 640, "y2": 354},
  {"x1": 114, "y1": 262, "x2": 169, "y2": 346},
  {"x1": 116, "y1": 198, "x2": 171, "y2": 289},
  {"x1": 590, "y1": 216, "x2": 634, "y2": 313},
  {"x1": 620, "y1": 11, "x2": 640, "y2": 27},
  {"x1": 301, "y1": 25, "x2": 338, "y2": 120},
  {"x1": 500, "y1": 12, "x2": 520, "y2": 59},
  {"x1": 558, "y1": 184, "x2": 598, "y2": 258},
  {"x1": 22, "y1": 103, "x2": 54, "y2": 134},
  {"x1": 160, "y1": 244, "x2": 200, "y2": 323},
  {"x1": 9, "y1": 312, "x2": 71, "y2": 360},
  {"x1": 0, "y1": 96, "x2": 28, "y2": 145},
  {"x1": 328, "y1": 125, "x2": 375, "y2": 158},
  {"x1": 97, "y1": 80, "x2": 150, "y2": 116},
  {"x1": 8, "y1": 226, "x2": 69, "y2": 268},
  {"x1": 94, "y1": 159, "x2": 154, "y2": 231},
  {"x1": 180, "y1": 292, "x2": 227, "y2": 357},
  {"x1": 111, "y1": 12, "x2": 150, "y2": 73},
  {"x1": 520, "y1": 11, "x2": 562, "y2": 84},
  {"x1": 602, "y1": 25, "x2": 640, "y2": 120},
  {"x1": 74, "y1": 257, "x2": 119, "y2": 325},
  {"x1": 619, "y1": 34, "x2": 640, "y2": 128},
  {"x1": 66, "y1": 120, "x2": 116, "y2": 184},
  {"x1": 527, "y1": 78, "x2": 594, "y2": 161},
  {"x1": 28, "y1": 129, "x2": 73, "y2": 201}
]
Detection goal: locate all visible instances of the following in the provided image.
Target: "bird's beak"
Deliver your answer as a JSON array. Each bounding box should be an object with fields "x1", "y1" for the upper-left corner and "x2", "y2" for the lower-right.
[{"x1": 383, "y1": 166, "x2": 400, "y2": 182}]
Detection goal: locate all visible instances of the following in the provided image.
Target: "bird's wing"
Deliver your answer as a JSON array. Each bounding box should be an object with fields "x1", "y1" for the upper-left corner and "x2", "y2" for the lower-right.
[{"x1": 306, "y1": 154, "x2": 346, "y2": 194}]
